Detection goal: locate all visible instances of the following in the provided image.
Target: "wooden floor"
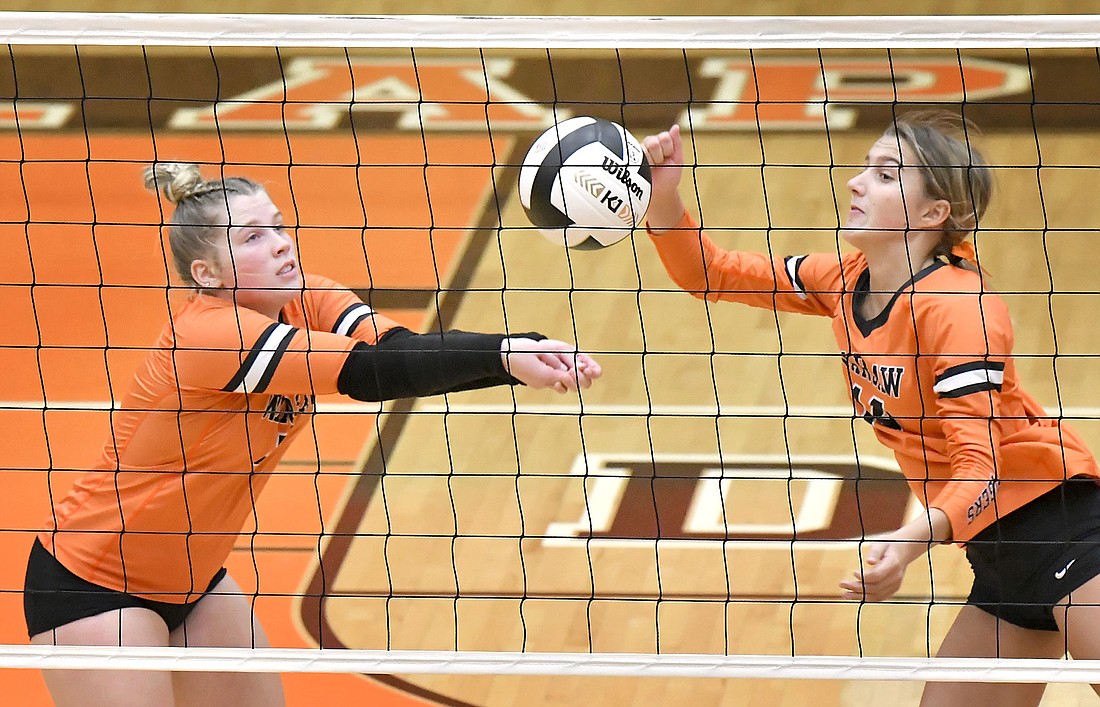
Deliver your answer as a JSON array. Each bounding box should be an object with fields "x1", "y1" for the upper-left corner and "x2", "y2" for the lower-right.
[{"x1": 3, "y1": 4, "x2": 1100, "y2": 707}]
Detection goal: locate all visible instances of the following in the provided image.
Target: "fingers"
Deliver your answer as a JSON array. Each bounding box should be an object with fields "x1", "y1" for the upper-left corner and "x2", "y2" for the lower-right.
[
  {"x1": 503, "y1": 338, "x2": 602, "y2": 392},
  {"x1": 575, "y1": 354, "x2": 603, "y2": 380},
  {"x1": 839, "y1": 575, "x2": 887, "y2": 601},
  {"x1": 548, "y1": 359, "x2": 599, "y2": 392},
  {"x1": 540, "y1": 370, "x2": 585, "y2": 394},
  {"x1": 525, "y1": 341, "x2": 603, "y2": 377},
  {"x1": 538, "y1": 351, "x2": 603, "y2": 377},
  {"x1": 839, "y1": 543, "x2": 883, "y2": 598},
  {"x1": 864, "y1": 542, "x2": 888, "y2": 565},
  {"x1": 838, "y1": 549, "x2": 903, "y2": 602},
  {"x1": 642, "y1": 124, "x2": 682, "y2": 166},
  {"x1": 840, "y1": 578, "x2": 901, "y2": 603},
  {"x1": 534, "y1": 350, "x2": 570, "y2": 372}
]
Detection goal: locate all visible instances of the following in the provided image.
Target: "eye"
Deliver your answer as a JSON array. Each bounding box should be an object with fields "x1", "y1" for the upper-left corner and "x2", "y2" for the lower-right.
[{"x1": 245, "y1": 231, "x2": 261, "y2": 242}]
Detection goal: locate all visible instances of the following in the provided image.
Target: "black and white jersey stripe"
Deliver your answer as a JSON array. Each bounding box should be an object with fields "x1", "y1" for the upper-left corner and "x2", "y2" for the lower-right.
[
  {"x1": 934, "y1": 360, "x2": 1006, "y2": 399},
  {"x1": 222, "y1": 322, "x2": 298, "y2": 394},
  {"x1": 333, "y1": 303, "x2": 375, "y2": 337},
  {"x1": 783, "y1": 255, "x2": 808, "y2": 300}
]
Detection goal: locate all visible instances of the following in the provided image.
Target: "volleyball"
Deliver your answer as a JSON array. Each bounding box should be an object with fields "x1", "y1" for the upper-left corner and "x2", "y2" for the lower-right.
[{"x1": 518, "y1": 116, "x2": 652, "y2": 249}]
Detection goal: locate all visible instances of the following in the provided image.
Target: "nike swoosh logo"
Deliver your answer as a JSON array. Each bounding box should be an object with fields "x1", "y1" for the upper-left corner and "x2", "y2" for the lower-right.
[{"x1": 1055, "y1": 558, "x2": 1077, "y2": 580}]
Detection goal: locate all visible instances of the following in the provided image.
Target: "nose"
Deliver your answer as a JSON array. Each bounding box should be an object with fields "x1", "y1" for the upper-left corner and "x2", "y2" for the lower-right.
[
  {"x1": 847, "y1": 169, "x2": 867, "y2": 195},
  {"x1": 273, "y1": 228, "x2": 293, "y2": 254}
]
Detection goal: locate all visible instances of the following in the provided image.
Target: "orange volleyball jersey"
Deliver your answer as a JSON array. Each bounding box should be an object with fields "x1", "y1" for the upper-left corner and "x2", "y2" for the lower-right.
[
  {"x1": 41, "y1": 274, "x2": 400, "y2": 602},
  {"x1": 651, "y1": 212, "x2": 1099, "y2": 542}
]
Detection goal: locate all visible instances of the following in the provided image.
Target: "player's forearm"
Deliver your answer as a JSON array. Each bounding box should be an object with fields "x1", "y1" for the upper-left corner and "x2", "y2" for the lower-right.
[
  {"x1": 896, "y1": 507, "x2": 953, "y2": 547},
  {"x1": 645, "y1": 191, "x2": 688, "y2": 233},
  {"x1": 336, "y1": 328, "x2": 541, "y2": 401}
]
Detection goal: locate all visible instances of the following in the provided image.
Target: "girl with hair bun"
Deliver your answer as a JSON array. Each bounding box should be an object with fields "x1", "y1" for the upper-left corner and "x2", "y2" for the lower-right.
[{"x1": 24, "y1": 163, "x2": 601, "y2": 707}]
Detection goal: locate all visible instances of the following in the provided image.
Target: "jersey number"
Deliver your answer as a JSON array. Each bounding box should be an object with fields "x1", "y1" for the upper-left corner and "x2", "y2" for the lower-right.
[{"x1": 851, "y1": 384, "x2": 902, "y2": 430}]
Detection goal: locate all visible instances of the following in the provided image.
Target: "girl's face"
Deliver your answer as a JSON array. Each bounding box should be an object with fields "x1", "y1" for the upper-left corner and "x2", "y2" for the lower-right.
[
  {"x1": 842, "y1": 135, "x2": 949, "y2": 253},
  {"x1": 191, "y1": 190, "x2": 302, "y2": 318}
]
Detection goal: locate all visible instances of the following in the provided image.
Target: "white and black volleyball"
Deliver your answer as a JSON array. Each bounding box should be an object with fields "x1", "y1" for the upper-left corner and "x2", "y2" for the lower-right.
[{"x1": 518, "y1": 116, "x2": 652, "y2": 249}]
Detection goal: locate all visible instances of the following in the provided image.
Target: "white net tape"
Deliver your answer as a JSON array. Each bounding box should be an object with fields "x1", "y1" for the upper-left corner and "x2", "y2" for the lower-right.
[
  {"x1": 0, "y1": 13, "x2": 1097, "y2": 48},
  {"x1": 5, "y1": 646, "x2": 1100, "y2": 682}
]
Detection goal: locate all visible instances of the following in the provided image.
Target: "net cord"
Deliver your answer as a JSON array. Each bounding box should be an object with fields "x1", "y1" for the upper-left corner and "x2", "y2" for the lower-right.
[
  {"x1": 0, "y1": 646, "x2": 1098, "y2": 682},
  {"x1": 0, "y1": 13, "x2": 1099, "y2": 48}
]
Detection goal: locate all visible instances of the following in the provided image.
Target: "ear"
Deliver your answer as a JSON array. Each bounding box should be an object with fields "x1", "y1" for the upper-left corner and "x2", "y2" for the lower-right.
[
  {"x1": 921, "y1": 199, "x2": 951, "y2": 230},
  {"x1": 190, "y1": 258, "x2": 222, "y2": 289}
]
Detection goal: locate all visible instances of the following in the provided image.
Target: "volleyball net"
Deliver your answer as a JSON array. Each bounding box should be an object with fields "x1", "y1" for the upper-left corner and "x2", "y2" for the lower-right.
[{"x1": 5, "y1": 12, "x2": 1100, "y2": 701}]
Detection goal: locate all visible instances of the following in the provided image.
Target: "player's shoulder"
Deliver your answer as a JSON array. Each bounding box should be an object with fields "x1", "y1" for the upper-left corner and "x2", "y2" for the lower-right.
[
  {"x1": 840, "y1": 251, "x2": 869, "y2": 278},
  {"x1": 916, "y1": 261, "x2": 998, "y2": 298},
  {"x1": 296, "y1": 272, "x2": 359, "y2": 308},
  {"x1": 793, "y1": 251, "x2": 866, "y2": 276},
  {"x1": 924, "y1": 260, "x2": 988, "y2": 291},
  {"x1": 172, "y1": 293, "x2": 281, "y2": 347},
  {"x1": 912, "y1": 263, "x2": 1010, "y2": 321},
  {"x1": 293, "y1": 271, "x2": 368, "y2": 314},
  {"x1": 794, "y1": 251, "x2": 867, "y2": 293},
  {"x1": 300, "y1": 272, "x2": 344, "y2": 291}
]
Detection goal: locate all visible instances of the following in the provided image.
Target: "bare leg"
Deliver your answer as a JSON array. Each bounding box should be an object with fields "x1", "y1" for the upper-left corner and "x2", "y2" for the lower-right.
[
  {"x1": 920, "y1": 605, "x2": 1064, "y2": 707},
  {"x1": 170, "y1": 573, "x2": 285, "y2": 707},
  {"x1": 1053, "y1": 573, "x2": 1100, "y2": 698},
  {"x1": 31, "y1": 608, "x2": 175, "y2": 707}
]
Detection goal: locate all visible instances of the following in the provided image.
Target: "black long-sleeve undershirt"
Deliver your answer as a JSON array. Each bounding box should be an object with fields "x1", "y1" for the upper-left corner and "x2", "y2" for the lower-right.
[{"x1": 336, "y1": 327, "x2": 546, "y2": 402}]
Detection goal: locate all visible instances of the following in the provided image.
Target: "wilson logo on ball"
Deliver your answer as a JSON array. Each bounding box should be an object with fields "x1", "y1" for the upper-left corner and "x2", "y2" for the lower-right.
[
  {"x1": 518, "y1": 116, "x2": 652, "y2": 250},
  {"x1": 601, "y1": 157, "x2": 646, "y2": 199}
]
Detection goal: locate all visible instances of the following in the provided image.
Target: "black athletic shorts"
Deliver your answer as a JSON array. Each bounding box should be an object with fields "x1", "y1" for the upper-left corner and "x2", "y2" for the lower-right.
[
  {"x1": 23, "y1": 537, "x2": 228, "y2": 638},
  {"x1": 965, "y1": 478, "x2": 1100, "y2": 631}
]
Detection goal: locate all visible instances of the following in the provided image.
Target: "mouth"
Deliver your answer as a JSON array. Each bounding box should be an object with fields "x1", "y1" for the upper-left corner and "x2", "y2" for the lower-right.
[{"x1": 277, "y1": 261, "x2": 297, "y2": 277}]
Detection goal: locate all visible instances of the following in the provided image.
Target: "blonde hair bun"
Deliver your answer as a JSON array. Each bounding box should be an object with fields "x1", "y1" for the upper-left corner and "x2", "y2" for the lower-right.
[{"x1": 143, "y1": 163, "x2": 208, "y2": 204}]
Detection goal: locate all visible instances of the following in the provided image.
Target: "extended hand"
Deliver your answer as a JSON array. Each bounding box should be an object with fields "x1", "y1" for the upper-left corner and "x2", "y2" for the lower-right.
[
  {"x1": 501, "y1": 338, "x2": 602, "y2": 393},
  {"x1": 641, "y1": 124, "x2": 684, "y2": 190},
  {"x1": 640, "y1": 124, "x2": 687, "y2": 232}
]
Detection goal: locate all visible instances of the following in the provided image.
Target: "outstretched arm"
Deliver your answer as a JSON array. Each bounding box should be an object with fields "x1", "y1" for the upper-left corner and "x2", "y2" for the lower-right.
[
  {"x1": 640, "y1": 124, "x2": 845, "y2": 317},
  {"x1": 336, "y1": 328, "x2": 601, "y2": 402}
]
